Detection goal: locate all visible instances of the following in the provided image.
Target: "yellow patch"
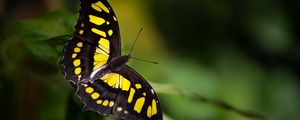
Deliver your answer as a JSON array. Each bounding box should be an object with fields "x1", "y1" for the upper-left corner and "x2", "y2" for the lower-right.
[
  {"x1": 113, "y1": 16, "x2": 117, "y2": 21},
  {"x1": 106, "y1": 21, "x2": 110, "y2": 25},
  {"x1": 97, "y1": 100, "x2": 103, "y2": 104},
  {"x1": 81, "y1": 23, "x2": 84, "y2": 27},
  {"x1": 82, "y1": 84, "x2": 88, "y2": 87},
  {"x1": 102, "y1": 100, "x2": 109, "y2": 106},
  {"x1": 99, "y1": 38, "x2": 110, "y2": 53},
  {"x1": 143, "y1": 92, "x2": 146, "y2": 96},
  {"x1": 107, "y1": 73, "x2": 118, "y2": 87},
  {"x1": 109, "y1": 101, "x2": 114, "y2": 107},
  {"x1": 134, "y1": 97, "x2": 145, "y2": 113},
  {"x1": 101, "y1": 73, "x2": 132, "y2": 91},
  {"x1": 108, "y1": 29, "x2": 113, "y2": 36},
  {"x1": 135, "y1": 84, "x2": 142, "y2": 89},
  {"x1": 89, "y1": 15, "x2": 105, "y2": 25},
  {"x1": 73, "y1": 59, "x2": 81, "y2": 67},
  {"x1": 74, "y1": 47, "x2": 81, "y2": 53},
  {"x1": 75, "y1": 67, "x2": 81, "y2": 74},
  {"x1": 100, "y1": 73, "x2": 112, "y2": 83},
  {"x1": 151, "y1": 89, "x2": 155, "y2": 94},
  {"x1": 127, "y1": 88, "x2": 135, "y2": 103},
  {"x1": 79, "y1": 30, "x2": 84, "y2": 35},
  {"x1": 151, "y1": 99, "x2": 157, "y2": 116},
  {"x1": 117, "y1": 107, "x2": 122, "y2": 111},
  {"x1": 92, "y1": 28, "x2": 107, "y2": 37},
  {"x1": 124, "y1": 110, "x2": 128, "y2": 114},
  {"x1": 93, "y1": 53, "x2": 108, "y2": 70},
  {"x1": 91, "y1": 3, "x2": 102, "y2": 12},
  {"x1": 85, "y1": 87, "x2": 94, "y2": 94},
  {"x1": 147, "y1": 106, "x2": 152, "y2": 118},
  {"x1": 91, "y1": 92, "x2": 100, "y2": 99},
  {"x1": 121, "y1": 77, "x2": 130, "y2": 91},
  {"x1": 94, "y1": 1, "x2": 110, "y2": 13},
  {"x1": 77, "y1": 42, "x2": 83, "y2": 47},
  {"x1": 72, "y1": 53, "x2": 77, "y2": 58}
]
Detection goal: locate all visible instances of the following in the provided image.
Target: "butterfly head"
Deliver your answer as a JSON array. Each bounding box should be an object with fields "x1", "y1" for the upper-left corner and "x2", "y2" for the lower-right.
[{"x1": 123, "y1": 54, "x2": 131, "y2": 61}]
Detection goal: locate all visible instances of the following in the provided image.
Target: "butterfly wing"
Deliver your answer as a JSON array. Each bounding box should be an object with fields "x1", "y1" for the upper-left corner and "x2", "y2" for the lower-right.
[
  {"x1": 114, "y1": 65, "x2": 163, "y2": 120},
  {"x1": 60, "y1": 0, "x2": 121, "y2": 84},
  {"x1": 76, "y1": 65, "x2": 163, "y2": 120},
  {"x1": 60, "y1": 0, "x2": 163, "y2": 119}
]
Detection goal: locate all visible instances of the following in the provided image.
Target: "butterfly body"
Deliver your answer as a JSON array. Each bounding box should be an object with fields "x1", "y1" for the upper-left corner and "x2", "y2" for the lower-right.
[
  {"x1": 106, "y1": 55, "x2": 130, "y2": 72},
  {"x1": 60, "y1": 0, "x2": 162, "y2": 120},
  {"x1": 88, "y1": 55, "x2": 130, "y2": 83}
]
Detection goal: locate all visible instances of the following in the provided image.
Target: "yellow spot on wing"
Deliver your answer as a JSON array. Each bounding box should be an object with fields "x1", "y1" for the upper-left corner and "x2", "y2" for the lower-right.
[
  {"x1": 94, "y1": 1, "x2": 110, "y2": 13},
  {"x1": 121, "y1": 77, "x2": 130, "y2": 91},
  {"x1": 99, "y1": 38, "x2": 110, "y2": 53},
  {"x1": 72, "y1": 53, "x2": 77, "y2": 58},
  {"x1": 82, "y1": 84, "x2": 88, "y2": 87},
  {"x1": 102, "y1": 100, "x2": 109, "y2": 106},
  {"x1": 97, "y1": 100, "x2": 103, "y2": 104},
  {"x1": 107, "y1": 74, "x2": 118, "y2": 87},
  {"x1": 135, "y1": 84, "x2": 142, "y2": 89},
  {"x1": 108, "y1": 29, "x2": 113, "y2": 36},
  {"x1": 117, "y1": 107, "x2": 122, "y2": 111},
  {"x1": 147, "y1": 106, "x2": 152, "y2": 118},
  {"x1": 91, "y1": 92, "x2": 100, "y2": 99},
  {"x1": 109, "y1": 101, "x2": 114, "y2": 107},
  {"x1": 77, "y1": 42, "x2": 83, "y2": 47},
  {"x1": 79, "y1": 30, "x2": 84, "y2": 35},
  {"x1": 93, "y1": 53, "x2": 108, "y2": 70},
  {"x1": 75, "y1": 67, "x2": 81, "y2": 74},
  {"x1": 134, "y1": 97, "x2": 145, "y2": 113},
  {"x1": 113, "y1": 16, "x2": 117, "y2": 21},
  {"x1": 151, "y1": 99, "x2": 157, "y2": 116},
  {"x1": 73, "y1": 59, "x2": 81, "y2": 67},
  {"x1": 74, "y1": 47, "x2": 81, "y2": 53},
  {"x1": 91, "y1": 3, "x2": 102, "y2": 12},
  {"x1": 151, "y1": 89, "x2": 155, "y2": 94},
  {"x1": 85, "y1": 87, "x2": 94, "y2": 94},
  {"x1": 106, "y1": 21, "x2": 110, "y2": 25},
  {"x1": 89, "y1": 15, "x2": 105, "y2": 25},
  {"x1": 92, "y1": 28, "x2": 107, "y2": 37},
  {"x1": 101, "y1": 73, "x2": 132, "y2": 91},
  {"x1": 128, "y1": 88, "x2": 135, "y2": 103}
]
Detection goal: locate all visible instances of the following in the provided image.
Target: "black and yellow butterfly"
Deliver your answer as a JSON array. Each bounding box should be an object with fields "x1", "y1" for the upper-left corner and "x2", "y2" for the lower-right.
[{"x1": 60, "y1": 0, "x2": 162, "y2": 120}]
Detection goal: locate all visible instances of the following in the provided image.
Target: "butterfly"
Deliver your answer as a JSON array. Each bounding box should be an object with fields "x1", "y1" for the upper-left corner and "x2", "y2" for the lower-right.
[{"x1": 59, "y1": 0, "x2": 163, "y2": 120}]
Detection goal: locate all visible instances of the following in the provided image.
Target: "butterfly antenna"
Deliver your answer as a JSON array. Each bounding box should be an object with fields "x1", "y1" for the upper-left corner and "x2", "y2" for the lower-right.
[
  {"x1": 131, "y1": 56, "x2": 159, "y2": 64},
  {"x1": 129, "y1": 27, "x2": 143, "y2": 55}
]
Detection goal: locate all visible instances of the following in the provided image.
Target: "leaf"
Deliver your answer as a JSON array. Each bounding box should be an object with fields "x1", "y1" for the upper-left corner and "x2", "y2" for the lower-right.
[{"x1": 13, "y1": 11, "x2": 77, "y2": 64}]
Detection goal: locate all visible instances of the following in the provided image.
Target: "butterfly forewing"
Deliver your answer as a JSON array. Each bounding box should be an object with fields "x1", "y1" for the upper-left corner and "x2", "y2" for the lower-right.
[{"x1": 60, "y1": 0, "x2": 121, "y2": 84}]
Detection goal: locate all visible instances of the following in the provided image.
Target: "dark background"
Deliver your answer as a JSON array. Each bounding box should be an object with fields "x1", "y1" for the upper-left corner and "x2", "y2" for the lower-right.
[{"x1": 1, "y1": 0, "x2": 300, "y2": 120}]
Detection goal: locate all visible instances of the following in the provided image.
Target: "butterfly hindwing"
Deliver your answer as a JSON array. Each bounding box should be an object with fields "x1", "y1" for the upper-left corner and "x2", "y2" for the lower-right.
[
  {"x1": 77, "y1": 80, "x2": 117, "y2": 115},
  {"x1": 113, "y1": 65, "x2": 163, "y2": 120},
  {"x1": 76, "y1": 65, "x2": 162, "y2": 120}
]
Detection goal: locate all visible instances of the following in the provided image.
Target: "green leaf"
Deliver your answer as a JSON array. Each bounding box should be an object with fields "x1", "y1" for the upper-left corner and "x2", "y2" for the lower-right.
[{"x1": 13, "y1": 11, "x2": 77, "y2": 64}]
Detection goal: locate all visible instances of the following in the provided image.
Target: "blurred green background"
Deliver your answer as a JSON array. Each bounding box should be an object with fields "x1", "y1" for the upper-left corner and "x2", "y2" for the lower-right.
[{"x1": 1, "y1": 0, "x2": 300, "y2": 120}]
